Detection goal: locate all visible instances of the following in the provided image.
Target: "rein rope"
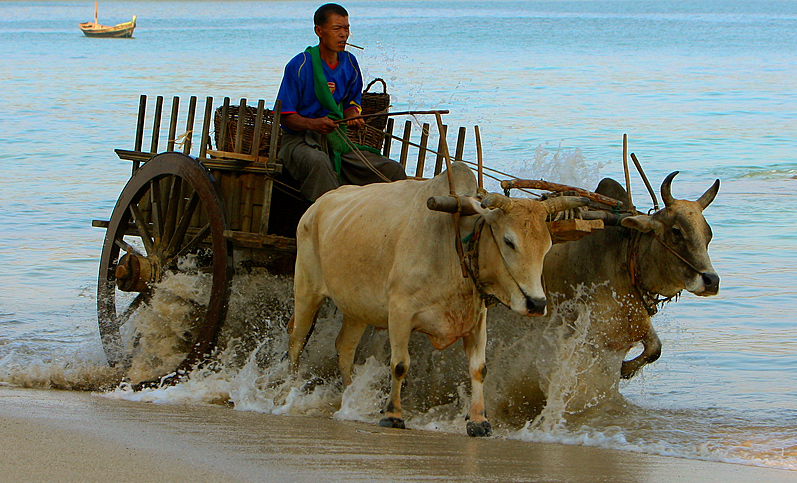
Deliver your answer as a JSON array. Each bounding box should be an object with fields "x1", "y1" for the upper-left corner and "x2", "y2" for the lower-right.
[
  {"x1": 332, "y1": 123, "x2": 392, "y2": 183},
  {"x1": 650, "y1": 231, "x2": 703, "y2": 275}
]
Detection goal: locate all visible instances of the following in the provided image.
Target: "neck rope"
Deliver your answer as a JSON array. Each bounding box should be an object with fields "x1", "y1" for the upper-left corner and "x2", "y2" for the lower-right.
[
  {"x1": 628, "y1": 231, "x2": 682, "y2": 316},
  {"x1": 461, "y1": 217, "x2": 502, "y2": 307}
]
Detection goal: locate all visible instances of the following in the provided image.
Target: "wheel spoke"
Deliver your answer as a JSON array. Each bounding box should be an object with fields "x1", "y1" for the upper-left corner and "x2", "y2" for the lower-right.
[
  {"x1": 149, "y1": 179, "x2": 163, "y2": 245},
  {"x1": 167, "y1": 223, "x2": 210, "y2": 267},
  {"x1": 115, "y1": 290, "x2": 150, "y2": 331},
  {"x1": 162, "y1": 176, "x2": 182, "y2": 248},
  {"x1": 114, "y1": 238, "x2": 144, "y2": 257},
  {"x1": 166, "y1": 190, "x2": 199, "y2": 257},
  {"x1": 129, "y1": 203, "x2": 156, "y2": 256}
]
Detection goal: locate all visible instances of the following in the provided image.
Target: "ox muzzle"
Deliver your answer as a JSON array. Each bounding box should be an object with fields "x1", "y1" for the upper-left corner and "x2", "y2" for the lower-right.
[
  {"x1": 526, "y1": 295, "x2": 547, "y2": 315},
  {"x1": 699, "y1": 271, "x2": 720, "y2": 296}
]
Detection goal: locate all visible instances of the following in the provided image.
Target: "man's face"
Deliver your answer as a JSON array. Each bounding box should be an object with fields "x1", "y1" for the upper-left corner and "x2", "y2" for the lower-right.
[{"x1": 315, "y1": 14, "x2": 350, "y2": 53}]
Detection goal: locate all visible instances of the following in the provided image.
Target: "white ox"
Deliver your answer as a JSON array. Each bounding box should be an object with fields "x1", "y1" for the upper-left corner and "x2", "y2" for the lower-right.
[{"x1": 287, "y1": 162, "x2": 585, "y2": 436}]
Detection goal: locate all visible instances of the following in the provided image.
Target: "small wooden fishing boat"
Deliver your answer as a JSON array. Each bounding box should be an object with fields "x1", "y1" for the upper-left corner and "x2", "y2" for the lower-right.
[{"x1": 79, "y1": 2, "x2": 136, "y2": 38}]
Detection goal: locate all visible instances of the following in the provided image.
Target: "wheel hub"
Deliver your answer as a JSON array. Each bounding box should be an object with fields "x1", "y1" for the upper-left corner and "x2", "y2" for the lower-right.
[{"x1": 115, "y1": 253, "x2": 160, "y2": 292}]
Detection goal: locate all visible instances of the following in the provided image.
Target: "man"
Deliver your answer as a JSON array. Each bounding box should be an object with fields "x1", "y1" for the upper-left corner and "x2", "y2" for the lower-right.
[{"x1": 276, "y1": 3, "x2": 407, "y2": 202}]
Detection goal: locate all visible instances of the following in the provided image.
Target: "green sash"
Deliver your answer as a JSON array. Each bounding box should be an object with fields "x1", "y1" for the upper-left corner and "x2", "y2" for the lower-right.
[{"x1": 306, "y1": 45, "x2": 379, "y2": 179}]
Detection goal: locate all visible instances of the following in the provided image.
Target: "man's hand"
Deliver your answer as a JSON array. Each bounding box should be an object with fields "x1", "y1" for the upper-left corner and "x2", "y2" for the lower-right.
[
  {"x1": 282, "y1": 113, "x2": 338, "y2": 135},
  {"x1": 309, "y1": 116, "x2": 338, "y2": 134},
  {"x1": 343, "y1": 109, "x2": 365, "y2": 130}
]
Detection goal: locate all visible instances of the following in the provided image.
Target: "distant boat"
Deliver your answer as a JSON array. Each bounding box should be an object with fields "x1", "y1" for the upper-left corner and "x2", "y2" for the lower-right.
[{"x1": 79, "y1": 2, "x2": 136, "y2": 38}]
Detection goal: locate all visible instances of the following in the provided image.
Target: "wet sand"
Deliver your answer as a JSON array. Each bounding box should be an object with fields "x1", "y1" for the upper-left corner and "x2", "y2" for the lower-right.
[{"x1": 0, "y1": 385, "x2": 793, "y2": 482}]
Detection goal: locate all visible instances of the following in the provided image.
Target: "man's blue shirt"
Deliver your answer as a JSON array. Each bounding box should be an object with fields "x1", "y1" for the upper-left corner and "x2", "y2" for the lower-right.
[{"x1": 277, "y1": 50, "x2": 363, "y2": 132}]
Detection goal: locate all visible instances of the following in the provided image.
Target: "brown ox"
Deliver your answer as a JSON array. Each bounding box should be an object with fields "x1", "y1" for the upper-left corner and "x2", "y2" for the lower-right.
[
  {"x1": 544, "y1": 171, "x2": 720, "y2": 379},
  {"x1": 287, "y1": 162, "x2": 586, "y2": 436}
]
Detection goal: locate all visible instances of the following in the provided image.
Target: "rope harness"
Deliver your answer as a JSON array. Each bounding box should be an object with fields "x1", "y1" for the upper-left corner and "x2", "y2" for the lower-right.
[
  {"x1": 461, "y1": 217, "x2": 502, "y2": 307},
  {"x1": 627, "y1": 230, "x2": 692, "y2": 316}
]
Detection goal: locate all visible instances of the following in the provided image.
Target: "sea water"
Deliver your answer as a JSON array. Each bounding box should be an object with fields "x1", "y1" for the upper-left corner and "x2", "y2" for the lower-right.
[{"x1": 1, "y1": 0, "x2": 795, "y2": 471}]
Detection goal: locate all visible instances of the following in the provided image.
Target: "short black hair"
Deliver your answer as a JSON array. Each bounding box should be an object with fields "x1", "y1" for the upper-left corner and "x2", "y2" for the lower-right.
[{"x1": 314, "y1": 3, "x2": 348, "y2": 26}]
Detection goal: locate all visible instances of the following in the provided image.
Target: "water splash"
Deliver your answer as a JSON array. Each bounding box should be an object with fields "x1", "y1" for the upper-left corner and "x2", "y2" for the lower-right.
[{"x1": 515, "y1": 143, "x2": 605, "y2": 190}]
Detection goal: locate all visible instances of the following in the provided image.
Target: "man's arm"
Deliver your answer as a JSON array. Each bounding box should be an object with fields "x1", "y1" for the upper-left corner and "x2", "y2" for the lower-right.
[{"x1": 281, "y1": 113, "x2": 338, "y2": 134}]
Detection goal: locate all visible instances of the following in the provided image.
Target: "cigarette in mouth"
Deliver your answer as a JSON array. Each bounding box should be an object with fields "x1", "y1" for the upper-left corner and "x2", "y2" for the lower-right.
[{"x1": 346, "y1": 42, "x2": 364, "y2": 50}]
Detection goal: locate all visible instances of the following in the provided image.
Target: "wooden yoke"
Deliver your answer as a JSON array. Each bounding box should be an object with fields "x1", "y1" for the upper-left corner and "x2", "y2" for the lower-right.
[{"x1": 500, "y1": 179, "x2": 624, "y2": 209}]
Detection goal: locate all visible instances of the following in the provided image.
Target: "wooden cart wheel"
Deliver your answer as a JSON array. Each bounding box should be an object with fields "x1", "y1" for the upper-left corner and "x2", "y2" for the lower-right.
[{"x1": 97, "y1": 152, "x2": 232, "y2": 382}]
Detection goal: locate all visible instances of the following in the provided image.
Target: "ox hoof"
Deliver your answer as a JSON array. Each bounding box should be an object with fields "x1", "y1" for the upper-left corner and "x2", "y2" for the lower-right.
[
  {"x1": 620, "y1": 363, "x2": 638, "y2": 380},
  {"x1": 466, "y1": 420, "x2": 492, "y2": 437},
  {"x1": 379, "y1": 417, "x2": 406, "y2": 429}
]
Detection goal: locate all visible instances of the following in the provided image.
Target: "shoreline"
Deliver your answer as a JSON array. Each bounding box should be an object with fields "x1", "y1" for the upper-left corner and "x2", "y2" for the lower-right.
[{"x1": 1, "y1": 385, "x2": 794, "y2": 482}]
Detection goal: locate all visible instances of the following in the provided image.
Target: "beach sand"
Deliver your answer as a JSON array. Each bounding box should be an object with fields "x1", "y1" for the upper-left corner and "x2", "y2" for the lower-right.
[{"x1": 0, "y1": 385, "x2": 792, "y2": 482}]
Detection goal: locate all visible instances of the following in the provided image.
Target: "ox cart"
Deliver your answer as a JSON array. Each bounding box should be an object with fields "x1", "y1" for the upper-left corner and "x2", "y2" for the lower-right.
[{"x1": 93, "y1": 83, "x2": 626, "y2": 386}]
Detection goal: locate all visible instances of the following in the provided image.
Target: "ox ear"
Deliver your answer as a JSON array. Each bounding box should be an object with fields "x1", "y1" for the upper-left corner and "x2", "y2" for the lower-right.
[
  {"x1": 459, "y1": 197, "x2": 503, "y2": 225},
  {"x1": 621, "y1": 215, "x2": 664, "y2": 234}
]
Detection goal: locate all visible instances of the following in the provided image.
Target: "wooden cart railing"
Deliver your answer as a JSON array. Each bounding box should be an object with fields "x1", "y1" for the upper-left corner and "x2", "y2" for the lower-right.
[{"x1": 108, "y1": 95, "x2": 481, "y2": 245}]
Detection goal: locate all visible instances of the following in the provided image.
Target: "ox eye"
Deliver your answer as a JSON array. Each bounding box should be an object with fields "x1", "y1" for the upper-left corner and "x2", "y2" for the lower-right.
[
  {"x1": 671, "y1": 226, "x2": 683, "y2": 238},
  {"x1": 503, "y1": 237, "x2": 516, "y2": 250}
]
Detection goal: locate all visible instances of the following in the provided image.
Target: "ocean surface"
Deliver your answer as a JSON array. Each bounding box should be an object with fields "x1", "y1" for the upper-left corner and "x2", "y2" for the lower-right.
[{"x1": 1, "y1": 0, "x2": 795, "y2": 472}]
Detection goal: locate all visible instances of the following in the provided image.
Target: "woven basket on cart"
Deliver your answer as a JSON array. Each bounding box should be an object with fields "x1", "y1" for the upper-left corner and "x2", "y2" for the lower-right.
[
  {"x1": 346, "y1": 78, "x2": 391, "y2": 151},
  {"x1": 213, "y1": 106, "x2": 281, "y2": 157}
]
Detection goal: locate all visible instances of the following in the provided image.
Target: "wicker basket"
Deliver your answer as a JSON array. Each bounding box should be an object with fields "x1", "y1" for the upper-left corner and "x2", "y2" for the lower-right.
[
  {"x1": 214, "y1": 106, "x2": 281, "y2": 157},
  {"x1": 346, "y1": 78, "x2": 391, "y2": 150}
]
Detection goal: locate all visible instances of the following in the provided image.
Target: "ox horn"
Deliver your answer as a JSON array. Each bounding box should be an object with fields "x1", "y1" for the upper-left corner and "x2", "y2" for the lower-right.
[
  {"x1": 696, "y1": 179, "x2": 720, "y2": 210},
  {"x1": 481, "y1": 193, "x2": 513, "y2": 212},
  {"x1": 661, "y1": 171, "x2": 678, "y2": 207},
  {"x1": 541, "y1": 196, "x2": 590, "y2": 215}
]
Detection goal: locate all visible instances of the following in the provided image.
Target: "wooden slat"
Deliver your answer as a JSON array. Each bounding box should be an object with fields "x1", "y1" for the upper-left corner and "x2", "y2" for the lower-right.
[
  {"x1": 150, "y1": 95, "x2": 163, "y2": 154},
  {"x1": 260, "y1": 100, "x2": 282, "y2": 234},
  {"x1": 223, "y1": 230, "x2": 297, "y2": 252},
  {"x1": 268, "y1": 100, "x2": 282, "y2": 163},
  {"x1": 134, "y1": 95, "x2": 146, "y2": 152},
  {"x1": 183, "y1": 96, "x2": 197, "y2": 155},
  {"x1": 382, "y1": 118, "x2": 394, "y2": 157},
  {"x1": 115, "y1": 149, "x2": 281, "y2": 174},
  {"x1": 454, "y1": 126, "x2": 466, "y2": 161},
  {"x1": 234, "y1": 99, "x2": 247, "y2": 153},
  {"x1": 434, "y1": 124, "x2": 448, "y2": 175},
  {"x1": 167, "y1": 96, "x2": 180, "y2": 152},
  {"x1": 230, "y1": 175, "x2": 242, "y2": 230},
  {"x1": 205, "y1": 150, "x2": 262, "y2": 163},
  {"x1": 199, "y1": 159, "x2": 280, "y2": 174},
  {"x1": 414, "y1": 123, "x2": 430, "y2": 178},
  {"x1": 241, "y1": 173, "x2": 255, "y2": 232},
  {"x1": 218, "y1": 97, "x2": 230, "y2": 153},
  {"x1": 399, "y1": 120, "x2": 412, "y2": 168},
  {"x1": 116, "y1": 149, "x2": 152, "y2": 164},
  {"x1": 251, "y1": 99, "x2": 265, "y2": 156},
  {"x1": 199, "y1": 96, "x2": 213, "y2": 159},
  {"x1": 550, "y1": 219, "x2": 605, "y2": 244},
  {"x1": 259, "y1": 179, "x2": 274, "y2": 234},
  {"x1": 133, "y1": 95, "x2": 147, "y2": 173}
]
